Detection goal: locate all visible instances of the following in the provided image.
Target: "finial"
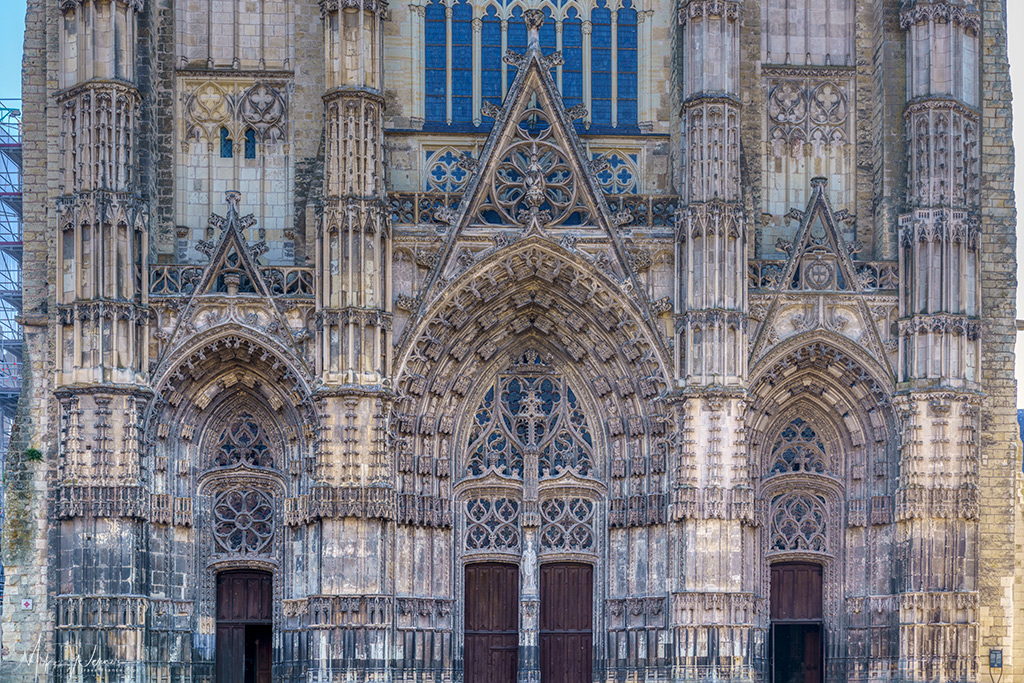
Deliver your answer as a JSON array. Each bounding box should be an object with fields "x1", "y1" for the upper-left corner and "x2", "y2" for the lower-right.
[
  {"x1": 524, "y1": 9, "x2": 545, "y2": 49},
  {"x1": 810, "y1": 177, "x2": 828, "y2": 191},
  {"x1": 225, "y1": 190, "x2": 241, "y2": 219}
]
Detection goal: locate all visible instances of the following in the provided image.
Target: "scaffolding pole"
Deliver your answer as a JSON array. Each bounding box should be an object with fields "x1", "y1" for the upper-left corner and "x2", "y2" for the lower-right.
[{"x1": 0, "y1": 99, "x2": 23, "y2": 610}]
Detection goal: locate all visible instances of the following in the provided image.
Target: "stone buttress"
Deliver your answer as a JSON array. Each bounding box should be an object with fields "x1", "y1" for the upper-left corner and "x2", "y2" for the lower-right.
[
  {"x1": 672, "y1": 1, "x2": 759, "y2": 679},
  {"x1": 308, "y1": 0, "x2": 394, "y2": 675},
  {"x1": 52, "y1": 0, "x2": 152, "y2": 677},
  {"x1": 896, "y1": 1, "x2": 983, "y2": 680}
]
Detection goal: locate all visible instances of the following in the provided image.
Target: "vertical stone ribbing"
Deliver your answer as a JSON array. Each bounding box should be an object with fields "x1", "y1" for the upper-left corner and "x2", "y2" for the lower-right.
[
  {"x1": 895, "y1": 2, "x2": 982, "y2": 680},
  {"x1": 309, "y1": 0, "x2": 393, "y2": 676},
  {"x1": 672, "y1": 2, "x2": 757, "y2": 680},
  {"x1": 49, "y1": 0, "x2": 152, "y2": 678}
]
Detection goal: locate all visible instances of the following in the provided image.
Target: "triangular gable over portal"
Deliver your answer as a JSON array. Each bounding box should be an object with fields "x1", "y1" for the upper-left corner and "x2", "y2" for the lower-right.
[
  {"x1": 418, "y1": 9, "x2": 646, "y2": 304},
  {"x1": 750, "y1": 178, "x2": 890, "y2": 367},
  {"x1": 154, "y1": 191, "x2": 307, "y2": 372}
]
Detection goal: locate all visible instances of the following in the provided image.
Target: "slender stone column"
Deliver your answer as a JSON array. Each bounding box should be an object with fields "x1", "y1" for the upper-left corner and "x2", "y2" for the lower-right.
[
  {"x1": 896, "y1": 2, "x2": 982, "y2": 680},
  {"x1": 672, "y1": 2, "x2": 759, "y2": 680},
  {"x1": 52, "y1": 0, "x2": 152, "y2": 677},
  {"x1": 307, "y1": 0, "x2": 394, "y2": 676}
]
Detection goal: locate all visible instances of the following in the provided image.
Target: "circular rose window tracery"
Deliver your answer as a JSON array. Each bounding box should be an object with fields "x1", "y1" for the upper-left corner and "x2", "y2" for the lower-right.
[{"x1": 214, "y1": 489, "x2": 275, "y2": 554}]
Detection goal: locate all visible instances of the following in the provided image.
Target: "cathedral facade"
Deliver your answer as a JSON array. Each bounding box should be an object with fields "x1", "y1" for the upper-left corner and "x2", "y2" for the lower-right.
[{"x1": 3, "y1": 0, "x2": 1024, "y2": 680}]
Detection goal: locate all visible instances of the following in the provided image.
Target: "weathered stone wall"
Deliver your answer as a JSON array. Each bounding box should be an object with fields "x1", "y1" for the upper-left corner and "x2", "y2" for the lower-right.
[
  {"x1": 977, "y1": 1, "x2": 1021, "y2": 679},
  {"x1": 2, "y1": 0, "x2": 1020, "y2": 680}
]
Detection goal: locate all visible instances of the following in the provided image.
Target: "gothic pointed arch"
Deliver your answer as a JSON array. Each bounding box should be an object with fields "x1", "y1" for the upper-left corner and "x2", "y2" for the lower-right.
[
  {"x1": 749, "y1": 333, "x2": 900, "y2": 638},
  {"x1": 392, "y1": 238, "x2": 673, "y2": 532}
]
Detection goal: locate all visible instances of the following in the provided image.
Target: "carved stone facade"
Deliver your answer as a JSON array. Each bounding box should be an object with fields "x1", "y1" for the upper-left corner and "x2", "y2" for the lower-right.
[{"x1": 3, "y1": 0, "x2": 1022, "y2": 681}]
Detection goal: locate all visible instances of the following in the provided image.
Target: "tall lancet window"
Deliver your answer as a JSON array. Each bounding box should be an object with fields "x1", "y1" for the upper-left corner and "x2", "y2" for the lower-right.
[{"x1": 424, "y1": 0, "x2": 639, "y2": 131}]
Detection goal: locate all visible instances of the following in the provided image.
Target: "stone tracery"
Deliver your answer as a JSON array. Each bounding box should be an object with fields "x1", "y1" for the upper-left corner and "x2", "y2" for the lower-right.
[{"x1": 214, "y1": 488, "x2": 276, "y2": 554}]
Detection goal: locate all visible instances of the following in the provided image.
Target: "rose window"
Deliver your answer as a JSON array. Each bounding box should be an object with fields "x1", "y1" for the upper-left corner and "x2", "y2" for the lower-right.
[
  {"x1": 214, "y1": 489, "x2": 275, "y2": 554},
  {"x1": 478, "y1": 107, "x2": 591, "y2": 227}
]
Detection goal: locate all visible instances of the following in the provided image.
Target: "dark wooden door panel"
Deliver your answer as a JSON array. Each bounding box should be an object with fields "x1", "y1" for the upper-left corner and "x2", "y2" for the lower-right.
[
  {"x1": 216, "y1": 624, "x2": 245, "y2": 683},
  {"x1": 772, "y1": 624, "x2": 822, "y2": 683},
  {"x1": 770, "y1": 563, "x2": 822, "y2": 621},
  {"x1": 217, "y1": 570, "x2": 273, "y2": 683},
  {"x1": 540, "y1": 562, "x2": 593, "y2": 683},
  {"x1": 465, "y1": 562, "x2": 519, "y2": 683}
]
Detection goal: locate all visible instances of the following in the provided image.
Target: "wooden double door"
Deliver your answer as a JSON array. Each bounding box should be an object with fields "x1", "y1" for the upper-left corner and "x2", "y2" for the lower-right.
[
  {"x1": 770, "y1": 563, "x2": 824, "y2": 683},
  {"x1": 464, "y1": 562, "x2": 593, "y2": 682},
  {"x1": 216, "y1": 571, "x2": 273, "y2": 683}
]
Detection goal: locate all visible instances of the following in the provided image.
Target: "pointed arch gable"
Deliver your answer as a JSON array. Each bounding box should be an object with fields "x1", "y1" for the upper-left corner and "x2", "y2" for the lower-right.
[
  {"x1": 748, "y1": 332, "x2": 898, "y2": 490},
  {"x1": 410, "y1": 17, "x2": 651, "y2": 325}
]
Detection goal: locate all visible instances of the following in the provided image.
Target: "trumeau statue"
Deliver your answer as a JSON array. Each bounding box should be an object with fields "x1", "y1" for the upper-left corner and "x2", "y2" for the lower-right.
[{"x1": 3, "y1": 0, "x2": 1021, "y2": 681}]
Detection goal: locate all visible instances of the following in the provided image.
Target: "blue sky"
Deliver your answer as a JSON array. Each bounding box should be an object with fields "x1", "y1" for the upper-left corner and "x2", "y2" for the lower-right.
[{"x1": 0, "y1": 0, "x2": 26, "y2": 101}]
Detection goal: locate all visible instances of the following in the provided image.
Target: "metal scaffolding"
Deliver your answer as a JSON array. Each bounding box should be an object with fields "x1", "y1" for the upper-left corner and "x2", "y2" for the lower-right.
[{"x1": 0, "y1": 100, "x2": 22, "y2": 547}]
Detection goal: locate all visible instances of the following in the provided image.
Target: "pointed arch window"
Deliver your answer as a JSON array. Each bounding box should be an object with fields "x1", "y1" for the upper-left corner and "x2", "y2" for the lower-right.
[
  {"x1": 464, "y1": 360, "x2": 595, "y2": 480},
  {"x1": 767, "y1": 418, "x2": 828, "y2": 476},
  {"x1": 219, "y1": 126, "x2": 233, "y2": 158},
  {"x1": 244, "y1": 128, "x2": 257, "y2": 159},
  {"x1": 423, "y1": 0, "x2": 640, "y2": 132},
  {"x1": 212, "y1": 413, "x2": 278, "y2": 470}
]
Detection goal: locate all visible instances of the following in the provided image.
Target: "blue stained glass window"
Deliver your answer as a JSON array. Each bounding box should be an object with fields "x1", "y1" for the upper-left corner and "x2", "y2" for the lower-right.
[
  {"x1": 617, "y1": 1, "x2": 638, "y2": 125},
  {"x1": 452, "y1": 2, "x2": 473, "y2": 122},
  {"x1": 481, "y1": 9, "x2": 502, "y2": 102},
  {"x1": 561, "y1": 12, "x2": 583, "y2": 111},
  {"x1": 425, "y1": 2, "x2": 447, "y2": 123},
  {"x1": 244, "y1": 129, "x2": 256, "y2": 159},
  {"x1": 506, "y1": 7, "x2": 528, "y2": 84},
  {"x1": 421, "y1": 0, "x2": 639, "y2": 129},
  {"x1": 220, "y1": 126, "x2": 233, "y2": 158},
  {"x1": 590, "y1": 4, "x2": 612, "y2": 126}
]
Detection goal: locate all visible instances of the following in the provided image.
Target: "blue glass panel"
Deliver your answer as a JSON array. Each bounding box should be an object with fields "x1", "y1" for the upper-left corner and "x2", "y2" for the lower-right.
[
  {"x1": 425, "y1": 2, "x2": 447, "y2": 123},
  {"x1": 449, "y1": 2, "x2": 473, "y2": 123},
  {"x1": 244, "y1": 129, "x2": 256, "y2": 159},
  {"x1": 538, "y1": 7, "x2": 556, "y2": 51},
  {"x1": 562, "y1": 11, "x2": 583, "y2": 111},
  {"x1": 506, "y1": 8, "x2": 527, "y2": 82},
  {"x1": 616, "y1": 2, "x2": 638, "y2": 126},
  {"x1": 591, "y1": 5, "x2": 612, "y2": 126},
  {"x1": 481, "y1": 12, "x2": 502, "y2": 101},
  {"x1": 219, "y1": 127, "x2": 233, "y2": 158}
]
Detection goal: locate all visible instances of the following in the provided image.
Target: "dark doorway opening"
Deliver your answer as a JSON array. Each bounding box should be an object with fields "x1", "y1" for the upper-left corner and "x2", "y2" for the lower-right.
[
  {"x1": 540, "y1": 562, "x2": 593, "y2": 683},
  {"x1": 464, "y1": 562, "x2": 519, "y2": 682},
  {"x1": 770, "y1": 562, "x2": 823, "y2": 683},
  {"x1": 216, "y1": 570, "x2": 273, "y2": 683}
]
